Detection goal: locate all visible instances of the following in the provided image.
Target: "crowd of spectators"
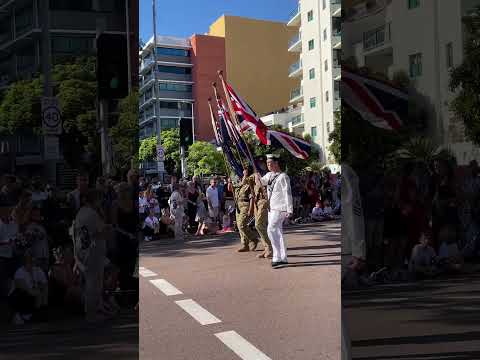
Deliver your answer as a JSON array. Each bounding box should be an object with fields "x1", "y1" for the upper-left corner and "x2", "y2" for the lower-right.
[{"x1": 0, "y1": 170, "x2": 139, "y2": 325}]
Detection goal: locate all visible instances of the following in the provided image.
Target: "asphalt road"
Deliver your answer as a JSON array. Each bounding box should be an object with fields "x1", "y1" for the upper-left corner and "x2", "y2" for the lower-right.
[
  {"x1": 344, "y1": 272, "x2": 480, "y2": 359},
  {"x1": 140, "y1": 221, "x2": 341, "y2": 360}
]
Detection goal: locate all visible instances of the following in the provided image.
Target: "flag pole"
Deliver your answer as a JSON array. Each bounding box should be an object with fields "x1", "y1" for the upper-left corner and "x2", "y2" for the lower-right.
[
  {"x1": 217, "y1": 71, "x2": 259, "y2": 174},
  {"x1": 207, "y1": 97, "x2": 234, "y2": 179},
  {"x1": 212, "y1": 82, "x2": 243, "y2": 164}
]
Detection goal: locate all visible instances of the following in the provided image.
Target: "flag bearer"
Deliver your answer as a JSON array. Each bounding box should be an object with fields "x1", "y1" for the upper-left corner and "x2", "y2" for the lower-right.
[
  {"x1": 251, "y1": 161, "x2": 272, "y2": 259},
  {"x1": 255, "y1": 154, "x2": 293, "y2": 268},
  {"x1": 235, "y1": 166, "x2": 257, "y2": 252}
]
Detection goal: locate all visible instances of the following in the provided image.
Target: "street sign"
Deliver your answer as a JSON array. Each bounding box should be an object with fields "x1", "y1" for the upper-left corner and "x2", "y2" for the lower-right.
[
  {"x1": 156, "y1": 145, "x2": 165, "y2": 162},
  {"x1": 44, "y1": 136, "x2": 60, "y2": 160},
  {"x1": 42, "y1": 97, "x2": 62, "y2": 135}
]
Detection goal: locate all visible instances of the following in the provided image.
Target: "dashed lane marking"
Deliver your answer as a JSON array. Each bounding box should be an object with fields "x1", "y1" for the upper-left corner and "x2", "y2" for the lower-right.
[
  {"x1": 139, "y1": 268, "x2": 158, "y2": 277},
  {"x1": 175, "y1": 299, "x2": 222, "y2": 325},
  {"x1": 215, "y1": 330, "x2": 272, "y2": 360},
  {"x1": 149, "y1": 279, "x2": 183, "y2": 296}
]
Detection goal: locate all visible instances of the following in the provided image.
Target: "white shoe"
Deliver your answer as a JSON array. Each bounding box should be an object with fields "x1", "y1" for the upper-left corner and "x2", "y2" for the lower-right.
[
  {"x1": 144, "y1": 236, "x2": 152, "y2": 242},
  {"x1": 12, "y1": 313, "x2": 24, "y2": 325}
]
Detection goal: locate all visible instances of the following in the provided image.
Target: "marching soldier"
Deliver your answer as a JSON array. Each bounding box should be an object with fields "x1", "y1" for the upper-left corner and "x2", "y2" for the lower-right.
[
  {"x1": 251, "y1": 160, "x2": 272, "y2": 259},
  {"x1": 234, "y1": 166, "x2": 258, "y2": 252}
]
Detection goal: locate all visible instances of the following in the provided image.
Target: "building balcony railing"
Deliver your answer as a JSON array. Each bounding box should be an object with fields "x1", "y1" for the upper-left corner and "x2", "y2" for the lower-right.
[
  {"x1": 332, "y1": 30, "x2": 342, "y2": 49},
  {"x1": 331, "y1": 0, "x2": 341, "y2": 16},
  {"x1": 363, "y1": 23, "x2": 391, "y2": 52},
  {"x1": 287, "y1": 4, "x2": 301, "y2": 26},
  {"x1": 288, "y1": 60, "x2": 302, "y2": 77},
  {"x1": 290, "y1": 114, "x2": 304, "y2": 126},
  {"x1": 290, "y1": 87, "x2": 303, "y2": 103},
  {"x1": 288, "y1": 33, "x2": 301, "y2": 52}
]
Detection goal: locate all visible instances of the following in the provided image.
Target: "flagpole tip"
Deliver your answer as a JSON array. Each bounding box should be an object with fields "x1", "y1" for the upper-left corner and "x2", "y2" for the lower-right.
[
  {"x1": 212, "y1": 82, "x2": 217, "y2": 87},
  {"x1": 217, "y1": 70, "x2": 223, "y2": 76}
]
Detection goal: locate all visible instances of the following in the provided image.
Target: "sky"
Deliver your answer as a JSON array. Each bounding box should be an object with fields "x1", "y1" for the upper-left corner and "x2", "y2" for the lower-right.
[{"x1": 139, "y1": 0, "x2": 298, "y2": 42}]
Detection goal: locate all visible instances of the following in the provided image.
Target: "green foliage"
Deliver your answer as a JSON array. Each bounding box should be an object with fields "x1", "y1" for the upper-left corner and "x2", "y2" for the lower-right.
[
  {"x1": 110, "y1": 91, "x2": 139, "y2": 176},
  {"x1": 328, "y1": 111, "x2": 341, "y2": 164},
  {"x1": 139, "y1": 136, "x2": 157, "y2": 162},
  {"x1": 449, "y1": 6, "x2": 480, "y2": 146},
  {"x1": 186, "y1": 141, "x2": 226, "y2": 177},
  {"x1": 161, "y1": 128, "x2": 180, "y2": 175}
]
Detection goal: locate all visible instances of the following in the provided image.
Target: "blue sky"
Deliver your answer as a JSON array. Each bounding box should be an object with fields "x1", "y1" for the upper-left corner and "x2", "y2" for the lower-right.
[{"x1": 139, "y1": 0, "x2": 298, "y2": 42}]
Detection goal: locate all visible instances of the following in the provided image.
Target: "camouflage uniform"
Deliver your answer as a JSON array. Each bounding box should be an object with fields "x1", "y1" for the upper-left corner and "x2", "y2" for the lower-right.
[
  {"x1": 252, "y1": 175, "x2": 272, "y2": 256},
  {"x1": 234, "y1": 177, "x2": 257, "y2": 249}
]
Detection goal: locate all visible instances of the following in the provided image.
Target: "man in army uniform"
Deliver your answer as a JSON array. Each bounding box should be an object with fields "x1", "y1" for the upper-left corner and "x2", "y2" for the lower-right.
[
  {"x1": 234, "y1": 166, "x2": 258, "y2": 252},
  {"x1": 251, "y1": 161, "x2": 272, "y2": 259}
]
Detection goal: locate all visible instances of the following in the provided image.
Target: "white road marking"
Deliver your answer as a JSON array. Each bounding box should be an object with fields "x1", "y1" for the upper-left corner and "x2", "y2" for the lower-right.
[
  {"x1": 150, "y1": 279, "x2": 183, "y2": 296},
  {"x1": 215, "y1": 331, "x2": 271, "y2": 360},
  {"x1": 175, "y1": 299, "x2": 221, "y2": 325},
  {"x1": 139, "y1": 269, "x2": 158, "y2": 277}
]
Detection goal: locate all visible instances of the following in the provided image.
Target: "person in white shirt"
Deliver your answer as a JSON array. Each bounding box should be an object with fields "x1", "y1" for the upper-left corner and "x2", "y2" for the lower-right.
[
  {"x1": 255, "y1": 154, "x2": 293, "y2": 268},
  {"x1": 169, "y1": 183, "x2": 185, "y2": 241},
  {"x1": 206, "y1": 178, "x2": 220, "y2": 225},
  {"x1": 0, "y1": 215, "x2": 18, "y2": 298},
  {"x1": 9, "y1": 250, "x2": 48, "y2": 325},
  {"x1": 143, "y1": 208, "x2": 159, "y2": 242}
]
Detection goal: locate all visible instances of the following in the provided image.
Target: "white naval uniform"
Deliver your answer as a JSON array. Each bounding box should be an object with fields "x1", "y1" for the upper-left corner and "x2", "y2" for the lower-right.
[
  {"x1": 341, "y1": 164, "x2": 366, "y2": 360},
  {"x1": 260, "y1": 171, "x2": 293, "y2": 263}
]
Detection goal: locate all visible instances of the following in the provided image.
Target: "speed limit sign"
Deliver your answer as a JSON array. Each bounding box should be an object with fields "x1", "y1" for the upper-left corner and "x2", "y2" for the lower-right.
[{"x1": 42, "y1": 97, "x2": 62, "y2": 135}]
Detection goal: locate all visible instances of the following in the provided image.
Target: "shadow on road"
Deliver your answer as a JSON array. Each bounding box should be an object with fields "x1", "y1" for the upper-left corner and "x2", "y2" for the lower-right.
[
  {"x1": 284, "y1": 259, "x2": 341, "y2": 268},
  {"x1": 354, "y1": 349, "x2": 480, "y2": 360}
]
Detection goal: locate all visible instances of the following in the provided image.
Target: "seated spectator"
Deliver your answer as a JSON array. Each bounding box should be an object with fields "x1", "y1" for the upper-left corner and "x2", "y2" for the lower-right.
[
  {"x1": 25, "y1": 207, "x2": 50, "y2": 275},
  {"x1": 437, "y1": 225, "x2": 464, "y2": 273},
  {"x1": 323, "y1": 200, "x2": 334, "y2": 217},
  {"x1": 9, "y1": 250, "x2": 48, "y2": 325},
  {"x1": 143, "y1": 208, "x2": 160, "y2": 242},
  {"x1": 409, "y1": 232, "x2": 437, "y2": 279},
  {"x1": 311, "y1": 201, "x2": 326, "y2": 222}
]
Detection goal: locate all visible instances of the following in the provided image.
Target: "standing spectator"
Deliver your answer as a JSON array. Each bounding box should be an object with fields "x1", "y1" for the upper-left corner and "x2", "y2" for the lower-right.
[
  {"x1": 206, "y1": 178, "x2": 220, "y2": 227},
  {"x1": 186, "y1": 181, "x2": 199, "y2": 231},
  {"x1": 169, "y1": 183, "x2": 185, "y2": 241},
  {"x1": 26, "y1": 207, "x2": 50, "y2": 275},
  {"x1": 67, "y1": 172, "x2": 89, "y2": 219}
]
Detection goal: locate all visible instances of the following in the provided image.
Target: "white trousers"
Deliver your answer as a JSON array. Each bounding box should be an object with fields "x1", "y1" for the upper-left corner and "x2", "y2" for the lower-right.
[
  {"x1": 267, "y1": 210, "x2": 287, "y2": 262},
  {"x1": 173, "y1": 211, "x2": 184, "y2": 240}
]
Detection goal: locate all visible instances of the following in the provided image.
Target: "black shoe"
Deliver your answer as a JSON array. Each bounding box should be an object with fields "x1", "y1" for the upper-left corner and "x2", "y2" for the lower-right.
[
  {"x1": 280, "y1": 261, "x2": 289, "y2": 265},
  {"x1": 271, "y1": 262, "x2": 282, "y2": 267}
]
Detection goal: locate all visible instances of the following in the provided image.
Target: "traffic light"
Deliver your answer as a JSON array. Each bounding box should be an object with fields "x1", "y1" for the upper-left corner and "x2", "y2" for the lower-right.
[
  {"x1": 179, "y1": 118, "x2": 193, "y2": 147},
  {"x1": 97, "y1": 34, "x2": 129, "y2": 99}
]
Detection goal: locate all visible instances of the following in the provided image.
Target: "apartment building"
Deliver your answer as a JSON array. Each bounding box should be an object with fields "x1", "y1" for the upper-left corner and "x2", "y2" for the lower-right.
[
  {"x1": 286, "y1": 0, "x2": 341, "y2": 164},
  {"x1": 138, "y1": 34, "x2": 226, "y2": 174},
  {"x1": 343, "y1": 0, "x2": 480, "y2": 165}
]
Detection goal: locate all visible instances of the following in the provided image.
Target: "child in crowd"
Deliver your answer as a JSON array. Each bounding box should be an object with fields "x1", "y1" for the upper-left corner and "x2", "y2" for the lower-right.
[
  {"x1": 195, "y1": 192, "x2": 207, "y2": 236},
  {"x1": 409, "y1": 231, "x2": 437, "y2": 279},
  {"x1": 323, "y1": 200, "x2": 333, "y2": 218},
  {"x1": 26, "y1": 207, "x2": 50, "y2": 275},
  {"x1": 311, "y1": 201, "x2": 326, "y2": 222},
  {"x1": 437, "y1": 225, "x2": 464, "y2": 274},
  {"x1": 143, "y1": 207, "x2": 160, "y2": 242},
  {"x1": 169, "y1": 183, "x2": 185, "y2": 241}
]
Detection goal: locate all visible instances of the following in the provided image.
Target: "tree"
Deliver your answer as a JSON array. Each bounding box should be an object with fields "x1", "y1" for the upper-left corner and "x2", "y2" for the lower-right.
[
  {"x1": 110, "y1": 91, "x2": 139, "y2": 177},
  {"x1": 449, "y1": 6, "x2": 480, "y2": 146},
  {"x1": 186, "y1": 141, "x2": 226, "y2": 177},
  {"x1": 161, "y1": 128, "x2": 180, "y2": 175},
  {"x1": 328, "y1": 111, "x2": 341, "y2": 163},
  {"x1": 138, "y1": 136, "x2": 157, "y2": 162}
]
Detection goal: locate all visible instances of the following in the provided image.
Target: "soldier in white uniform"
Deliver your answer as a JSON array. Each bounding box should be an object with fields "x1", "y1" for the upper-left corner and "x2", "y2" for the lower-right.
[{"x1": 255, "y1": 154, "x2": 293, "y2": 268}]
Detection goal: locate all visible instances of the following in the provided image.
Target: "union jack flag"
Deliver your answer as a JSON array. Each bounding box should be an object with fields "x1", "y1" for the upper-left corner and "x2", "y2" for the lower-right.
[
  {"x1": 341, "y1": 68, "x2": 408, "y2": 131},
  {"x1": 268, "y1": 130, "x2": 311, "y2": 160},
  {"x1": 225, "y1": 82, "x2": 270, "y2": 145}
]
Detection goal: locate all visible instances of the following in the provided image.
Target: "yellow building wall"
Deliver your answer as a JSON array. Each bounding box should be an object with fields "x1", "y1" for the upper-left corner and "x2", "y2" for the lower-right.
[{"x1": 209, "y1": 15, "x2": 299, "y2": 117}]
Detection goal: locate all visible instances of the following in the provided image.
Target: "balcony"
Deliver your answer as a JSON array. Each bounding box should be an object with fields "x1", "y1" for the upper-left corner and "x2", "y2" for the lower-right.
[
  {"x1": 332, "y1": 30, "x2": 341, "y2": 49},
  {"x1": 290, "y1": 113, "x2": 304, "y2": 127},
  {"x1": 289, "y1": 87, "x2": 303, "y2": 103},
  {"x1": 287, "y1": 5, "x2": 301, "y2": 27},
  {"x1": 332, "y1": 62, "x2": 341, "y2": 80},
  {"x1": 331, "y1": 0, "x2": 341, "y2": 17},
  {"x1": 334, "y1": 91, "x2": 340, "y2": 112},
  {"x1": 288, "y1": 60, "x2": 302, "y2": 78},
  {"x1": 140, "y1": 58, "x2": 154, "y2": 72},
  {"x1": 288, "y1": 33, "x2": 301, "y2": 52},
  {"x1": 140, "y1": 73, "x2": 154, "y2": 89},
  {"x1": 363, "y1": 24, "x2": 391, "y2": 53}
]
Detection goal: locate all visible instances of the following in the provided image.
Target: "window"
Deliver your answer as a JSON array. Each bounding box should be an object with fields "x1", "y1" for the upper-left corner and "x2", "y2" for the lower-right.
[
  {"x1": 324, "y1": 60, "x2": 328, "y2": 72},
  {"x1": 446, "y1": 42, "x2": 453, "y2": 68},
  {"x1": 156, "y1": 47, "x2": 190, "y2": 57},
  {"x1": 311, "y1": 126, "x2": 317, "y2": 140},
  {"x1": 326, "y1": 91, "x2": 329, "y2": 102},
  {"x1": 327, "y1": 122, "x2": 331, "y2": 134},
  {"x1": 157, "y1": 65, "x2": 191, "y2": 74},
  {"x1": 161, "y1": 118, "x2": 179, "y2": 129},
  {"x1": 308, "y1": 39, "x2": 314, "y2": 50},
  {"x1": 323, "y1": 0, "x2": 326, "y2": 9},
  {"x1": 409, "y1": 53, "x2": 422, "y2": 77},
  {"x1": 158, "y1": 82, "x2": 192, "y2": 92},
  {"x1": 160, "y1": 101, "x2": 191, "y2": 110},
  {"x1": 408, "y1": 0, "x2": 419, "y2": 9},
  {"x1": 308, "y1": 10, "x2": 314, "y2": 21},
  {"x1": 309, "y1": 68, "x2": 315, "y2": 79},
  {"x1": 310, "y1": 97, "x2": 316, "y2": 108},
  {"x1": 324, "y1": 29, "x2": 327, "y2": 41}
]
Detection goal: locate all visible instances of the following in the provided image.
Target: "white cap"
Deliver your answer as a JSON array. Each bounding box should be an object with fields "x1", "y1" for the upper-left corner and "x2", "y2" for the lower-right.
[{"x1": 266, "y1": 154, "x2": 280, "y2": 160}]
